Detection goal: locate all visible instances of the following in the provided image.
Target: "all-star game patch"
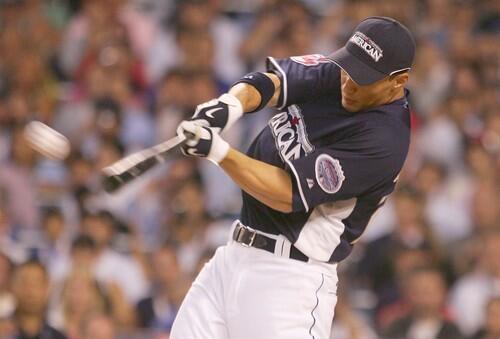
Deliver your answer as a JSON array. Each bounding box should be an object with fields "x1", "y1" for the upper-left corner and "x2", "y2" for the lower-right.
[{"x1": 315, "y1": 154, "x2": 345, "y2": 194}]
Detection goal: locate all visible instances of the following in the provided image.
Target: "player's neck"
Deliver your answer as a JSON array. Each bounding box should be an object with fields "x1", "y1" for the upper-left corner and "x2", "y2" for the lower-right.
[
  {"x1": 386, "y1": 87, "x2": 405, "y2": 105},
  {"x1": 362, "y1": 87, "x2": 405, "y2": 112}
]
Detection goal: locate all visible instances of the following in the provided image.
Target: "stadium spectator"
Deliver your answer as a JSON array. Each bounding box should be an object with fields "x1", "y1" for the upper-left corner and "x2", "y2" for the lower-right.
[
  {"x1": 380, "y1": 267, "x2": 464, "y2": 339},
  {"x1": 357, "y1": 186, "x2": 444, "y2": 311},
  {"x1": 136, "y1": 243, "x2": 188, "y2": 333},
  {"x1": 0, "y1": 127, "x2": 40, "y2": 230},
  {"x1": 49, "y1": 270, "x2": 108, "y2": 338},
  {"x1": 0, "y1": 252, "x2": 14, "y2": 320},
  {"x1": 81, "y1": 313, "x2": 116, "y2": 339},
  {"x1": 450, "y1": 229, "x2": 500, "y2": 336},
  {"x1": 52, "y1": 212, "x2": 149, "y2": 305},
  {"x1": 166, "y1": 178, "x2": 214, "y2": 275},
  {"x1": 11, "y1": 260, "x2": 67, "y2": 339},
  {"x1": 39, "y1": 207, "x2": 72, "y2": 272},
  {"x1": 471, "y1": 297, "x2": 500, "y2": 339},
  {"x1": 414, "y1": 160, "x2": 472, "y2": 244},
  {"x1": 0, "y1": 193, "x2": 29, "y2": 263}
]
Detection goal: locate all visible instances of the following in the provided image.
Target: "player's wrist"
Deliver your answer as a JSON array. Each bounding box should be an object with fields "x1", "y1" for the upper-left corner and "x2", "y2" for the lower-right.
[
  {"x1": 218, "y1": 93, "x2": 243, "y2": 133},
  {"x1": 207, "y1": 132, "x2": 230, "y2": 165},
  {"x1": 190, "y1": 94, "x2": 243, "y2": 134}
]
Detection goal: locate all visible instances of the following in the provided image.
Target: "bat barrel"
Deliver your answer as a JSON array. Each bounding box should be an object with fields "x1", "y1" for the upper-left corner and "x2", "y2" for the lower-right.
[
  {"x1": 102, "y1": 174, "x2": 126, "y2": 193},
  {"x1": 100, "y1": 134, "x2": 189, "y2": 193},
  {"x1": 101, "y1": 156, "x2": 159, "y2": 192}
]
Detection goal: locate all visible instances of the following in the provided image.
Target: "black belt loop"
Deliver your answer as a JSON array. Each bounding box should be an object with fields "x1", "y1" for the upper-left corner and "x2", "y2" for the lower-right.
[{"x1": 232, "y1": 222, "x2": 309, "y2": 262}]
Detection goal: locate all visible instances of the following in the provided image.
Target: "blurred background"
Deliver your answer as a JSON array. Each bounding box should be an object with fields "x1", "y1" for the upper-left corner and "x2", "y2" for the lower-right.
[{"x1": 0, "y1": 0, "x2": 498, "y2": 338}]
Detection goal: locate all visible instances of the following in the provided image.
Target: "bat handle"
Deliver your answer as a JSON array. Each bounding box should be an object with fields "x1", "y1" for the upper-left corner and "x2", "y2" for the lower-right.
[{"x1": 180, "y1": 130, "x2": 197, "y2": 142}]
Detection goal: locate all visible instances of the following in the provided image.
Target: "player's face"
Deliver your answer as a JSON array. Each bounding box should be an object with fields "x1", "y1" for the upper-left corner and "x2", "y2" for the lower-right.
[{"x1": 340, "y1": 69, "x2": 407, "y2": 112}]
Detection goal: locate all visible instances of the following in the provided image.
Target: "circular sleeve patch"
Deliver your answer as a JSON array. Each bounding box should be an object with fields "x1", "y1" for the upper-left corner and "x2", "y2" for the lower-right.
[{"x1": 315, "y1": 154, "x2": 345, "y2": 194}]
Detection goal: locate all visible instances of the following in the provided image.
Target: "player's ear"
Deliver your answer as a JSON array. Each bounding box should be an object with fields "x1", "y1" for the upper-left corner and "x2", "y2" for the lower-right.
[{"x1": 391, "y1": 71, "x2": 409, "y2": 89}]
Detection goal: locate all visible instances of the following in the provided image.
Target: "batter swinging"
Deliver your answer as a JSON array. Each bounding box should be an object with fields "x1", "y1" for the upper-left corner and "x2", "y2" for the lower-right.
[{"x1": 171, "y1": 16, "x2": 416, "y2": 339}]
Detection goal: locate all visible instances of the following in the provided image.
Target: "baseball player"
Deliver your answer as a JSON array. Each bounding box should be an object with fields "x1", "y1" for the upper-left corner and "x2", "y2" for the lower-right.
[{"x1": 171, "y1": 16, "x2": 415, "y2": 339}]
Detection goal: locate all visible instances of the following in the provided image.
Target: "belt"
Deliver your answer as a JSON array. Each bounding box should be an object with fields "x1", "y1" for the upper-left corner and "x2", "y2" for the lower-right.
[{"x1": 232, "y1": 223, "x2": 309, "y2": 262}]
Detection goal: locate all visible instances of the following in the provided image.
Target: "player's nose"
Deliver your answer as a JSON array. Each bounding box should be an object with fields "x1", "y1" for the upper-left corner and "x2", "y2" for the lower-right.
[{"x1": 342, "y1": 75, "x2": 358, "y2": 95}]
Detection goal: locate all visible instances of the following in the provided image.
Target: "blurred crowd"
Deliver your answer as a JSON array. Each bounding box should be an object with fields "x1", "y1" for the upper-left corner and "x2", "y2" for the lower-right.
[{"x1": 0, "y1": 0, "x2": 498, "y2": 338}]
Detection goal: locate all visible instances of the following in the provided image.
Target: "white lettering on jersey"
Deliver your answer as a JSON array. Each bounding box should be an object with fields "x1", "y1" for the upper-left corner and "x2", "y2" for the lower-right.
[
  {"x1": 269, "y1": 105, "x2": 314, "y2": 162},
  {"x1": 349, "y1": 32, "x2": 383, "y2": 62}
]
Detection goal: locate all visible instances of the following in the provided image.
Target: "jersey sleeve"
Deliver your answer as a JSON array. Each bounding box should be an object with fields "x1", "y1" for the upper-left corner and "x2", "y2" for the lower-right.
[
  {"x1": 285, "y1": 128, "x2": 403, "y2": 212},
  {"x1": 266, "y1": 55, "x2": 341, "y2": 109}
]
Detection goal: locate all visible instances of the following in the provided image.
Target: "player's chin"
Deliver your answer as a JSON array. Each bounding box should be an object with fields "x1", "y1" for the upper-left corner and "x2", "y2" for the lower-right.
[{"x1": 341, "y1": 98, "x2": 361, "y2": 113}]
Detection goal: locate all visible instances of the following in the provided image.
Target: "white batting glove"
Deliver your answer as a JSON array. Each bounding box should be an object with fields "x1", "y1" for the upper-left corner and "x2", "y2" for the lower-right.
[
  {"x1": 190, "y1": 93, "x2": 243, "y2": 134},
  {"x1": 176, "y1": 121, "x2": 230, "y2": 165}
]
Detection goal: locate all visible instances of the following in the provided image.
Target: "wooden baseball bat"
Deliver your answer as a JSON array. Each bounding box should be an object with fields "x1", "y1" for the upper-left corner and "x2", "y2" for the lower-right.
[{"x1": 101, "y1": 134, "x2": 188, "y2": 193}]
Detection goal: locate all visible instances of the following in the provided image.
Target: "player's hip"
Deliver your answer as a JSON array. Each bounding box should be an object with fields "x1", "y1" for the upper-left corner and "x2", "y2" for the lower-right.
[{"x1": 225, "y1": 220, "x2": 338, "y2": 278}]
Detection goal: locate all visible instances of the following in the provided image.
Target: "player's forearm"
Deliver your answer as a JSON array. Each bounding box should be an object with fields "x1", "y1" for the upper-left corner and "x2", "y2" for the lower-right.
[
  {"x1": 228, "y1": 83, "x2": 261, "y2": 112},
  {"x1": 220, "y1": 148, "x2": 293, "y2": 213},
  {"x1": 228, "y1": 72, "x2": 281, "y2": 112}
]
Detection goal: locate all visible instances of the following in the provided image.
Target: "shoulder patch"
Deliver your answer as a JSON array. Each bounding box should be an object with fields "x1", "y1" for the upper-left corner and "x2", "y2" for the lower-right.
[
  {"x1": 315, "y1": 154, "x2": 345, "y2": 194},
  {"x1": 290, "y1": 54, "x2": 332, "y2": 66}
]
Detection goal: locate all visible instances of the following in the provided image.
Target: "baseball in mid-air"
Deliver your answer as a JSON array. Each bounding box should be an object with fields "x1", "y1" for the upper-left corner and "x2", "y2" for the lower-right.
[{"x1": 23, "y1": 121, "x2": 71, "y2": 160}]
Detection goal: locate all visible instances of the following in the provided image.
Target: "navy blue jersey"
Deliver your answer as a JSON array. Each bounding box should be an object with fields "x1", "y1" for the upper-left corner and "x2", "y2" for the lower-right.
[{"x1": 239, "y1": 54, "x2": 411, "y2": 263}]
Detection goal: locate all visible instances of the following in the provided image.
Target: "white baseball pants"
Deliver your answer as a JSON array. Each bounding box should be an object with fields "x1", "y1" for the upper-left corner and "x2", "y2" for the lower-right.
[{"x1": 170, "y1": 226, "x2": 338, "y2": 339}]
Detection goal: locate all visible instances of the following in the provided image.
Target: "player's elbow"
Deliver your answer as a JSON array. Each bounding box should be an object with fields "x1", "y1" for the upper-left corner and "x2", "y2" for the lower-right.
[
  {"x1": 257, "y1": 188, "x2": 293, "y2": 213},
  {"x1": 251, "y1": 191, "x2": 293, "y2": 213}
]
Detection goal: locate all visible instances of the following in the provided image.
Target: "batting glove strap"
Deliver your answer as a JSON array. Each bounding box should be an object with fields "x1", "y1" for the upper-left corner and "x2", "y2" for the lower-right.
[
  {"x1": 191, "y1": 93, "x2": 243, "y2": 134},
  {"x1": 177, "y1": 121, "x2": 230, "y2": 165},
  {"x1": 208, "y1": 132, "x2": 230, "y2": 164}
]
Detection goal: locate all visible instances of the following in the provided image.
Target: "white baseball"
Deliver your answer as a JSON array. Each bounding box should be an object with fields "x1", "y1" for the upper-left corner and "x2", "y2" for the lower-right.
[{"x1": 23, "y1": 121, "x2": 71, "y2": 160}]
